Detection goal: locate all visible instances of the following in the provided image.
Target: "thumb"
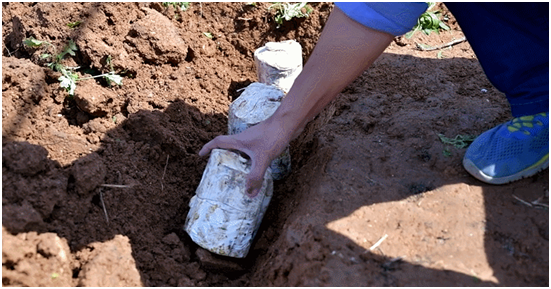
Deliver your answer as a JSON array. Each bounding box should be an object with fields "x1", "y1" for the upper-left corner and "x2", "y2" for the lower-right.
[
  {"x1": 199, "y1": 135, "x2": 237, "y2": 157},
  {"x1": 245, "y1": 158, "x2": 270, "y2": 198}
]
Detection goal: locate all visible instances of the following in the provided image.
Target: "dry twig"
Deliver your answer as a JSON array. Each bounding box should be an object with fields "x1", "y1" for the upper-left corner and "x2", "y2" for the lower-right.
[
  {"x1": 368, "y1": 234, "x2": 388, "y2": 252},
  {"x1": 161, "y1": 155, "x2": 169, "y2": 192},
  {"x1": 512, "y1": 194, "x2": 533, "y2": 207},
  {"x1": 100, "y1": 184, "x2": 132, "y2": 188},
  {"x1": 512, "y1": 194, "x2": 548, "y2": 209},
  {"x1": 99, "y1": 188, "x2": 109, "y2": 224},
  {"x1": 416, "y1": 37, "x2": 467, "y2": 51}
]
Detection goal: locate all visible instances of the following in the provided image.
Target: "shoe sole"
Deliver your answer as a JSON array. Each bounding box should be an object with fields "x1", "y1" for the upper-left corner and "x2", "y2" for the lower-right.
[{"x1": 463, "y1": 155, "x2": 549, "y2": 185}]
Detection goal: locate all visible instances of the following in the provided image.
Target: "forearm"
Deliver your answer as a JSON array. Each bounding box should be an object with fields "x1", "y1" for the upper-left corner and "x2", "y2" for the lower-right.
[{"x1": 268, "y1": 7, "x2": 394, "y2": 140}]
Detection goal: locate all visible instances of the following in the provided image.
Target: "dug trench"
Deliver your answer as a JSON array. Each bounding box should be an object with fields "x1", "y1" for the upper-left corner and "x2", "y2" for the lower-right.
[{"x1": 2, "y1": 2, "x2": 548, "y2": 286}]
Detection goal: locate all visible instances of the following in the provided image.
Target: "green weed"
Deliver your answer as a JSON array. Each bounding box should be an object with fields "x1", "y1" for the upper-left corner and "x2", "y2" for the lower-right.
[
  {"x1": 269, "y1": 2, "x2": 313, "y2": 29},
  {"x1": 438, "y1": 133, "x2": 476, "y2": 149},
  {"x1": 405, "y1": 2, "x2": 450, "y2": 39},
  {"x1": 439, "y1": 133, "x2": 476, "y2": 157},
  {"x1": 66, "y1": 21, "x2": 82, "y2": 29},
  {"x1": 23, "y1": 37, "x2": 49, "y2": 48},
  {"x1": 23, "y1": 37, "x2": 122, "y2": 96},
  {"x1": 162, "y1": 2, "x2": 190, "y2": 11},
  {"x1": 203, "y1": 32, "x2": 213, "y2": 39}
]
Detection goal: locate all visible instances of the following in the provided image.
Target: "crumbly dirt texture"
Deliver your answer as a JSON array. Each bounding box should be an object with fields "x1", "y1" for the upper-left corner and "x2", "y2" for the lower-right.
[{"x1": 2, "y1": 2, "x2": 548, "y2": 286}]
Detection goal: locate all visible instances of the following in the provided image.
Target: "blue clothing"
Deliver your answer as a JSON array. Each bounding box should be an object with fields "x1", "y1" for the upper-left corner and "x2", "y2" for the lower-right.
[
  {"x1": 335, "y1": 2, "x2": 549, "y2": 117},
  {"x1": 335, "y1": 2, "x2": 427, "y2": 36}
]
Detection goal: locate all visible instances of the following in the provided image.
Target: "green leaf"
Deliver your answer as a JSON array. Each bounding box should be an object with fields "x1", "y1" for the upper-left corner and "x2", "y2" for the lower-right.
[
  {"x1": 203, "y1": 32, "x2": 213, "y2": 39},
  {"x1": 59, "y1": 73, "x2": 78, "y2": 96},
  {"x1": 162, "y1": 2, "x2": 190, "y2": 11},
  {"x1": 66, "y1": 21, "x2": 82, "y2": 29},
  {"x1": 439, "y1": 21, "x2": 450, "y2": 31},
  {"x1": 23, "y1": 37, "x2": 46, "y2": 47},
  {"x1": 104, "y1": 73, "x2": 123, "y2": 86},
  {"x1": 269, "y1": 2, "x2": 312, "y2": 29},
  {"x1": 65, "y1": 40, "x2": 78, "y2": 56},
  {"x1": 405, "y1": 6, "x2": 450, "y2": 38},
  {"x1": 438, "y1": 134, "x2": 476, "y2": 149},
  {"x1": 48, "y1": 62, "x2": 65, "y2": 73}
]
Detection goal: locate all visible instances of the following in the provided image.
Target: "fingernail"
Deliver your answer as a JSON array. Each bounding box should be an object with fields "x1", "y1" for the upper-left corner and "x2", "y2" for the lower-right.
[{"x1": 247, "y1": 188, "x2": 260, "y2": 198}]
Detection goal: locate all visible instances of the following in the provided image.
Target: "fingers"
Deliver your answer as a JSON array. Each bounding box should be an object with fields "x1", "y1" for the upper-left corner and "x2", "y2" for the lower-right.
[
  {"x1": 198, "y1": 138, "x2": 218, "y2": 156},
  {"x1": 198, "y1": 135, "x2": 236, "y2": 157},
  {"x1": 199, "y1": 133, "x2": 272, "y2": 198},
  {"x1": 245, "y1": 157, "x2": 270, "y2": 198}
]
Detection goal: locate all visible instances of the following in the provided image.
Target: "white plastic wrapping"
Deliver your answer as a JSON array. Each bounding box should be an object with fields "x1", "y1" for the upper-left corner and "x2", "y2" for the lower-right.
[
  {"x1": 254, "y1": 40, "x2": 303, "y2": 93},
  {"x1": 228, "y1": 82, "x2": 291, "y2": 180},
  {"x1": 184, "y1": 149, "x2": 273, "y2": 258}
]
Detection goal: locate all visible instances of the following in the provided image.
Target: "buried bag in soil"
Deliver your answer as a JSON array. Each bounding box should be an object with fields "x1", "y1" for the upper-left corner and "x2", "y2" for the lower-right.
[{"x1": 184, "y1": 149, "x2": 273, "y2": 258}]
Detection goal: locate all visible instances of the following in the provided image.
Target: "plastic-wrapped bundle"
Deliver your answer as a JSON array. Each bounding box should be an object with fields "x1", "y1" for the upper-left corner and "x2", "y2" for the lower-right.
[
  {"x1": 228, "y1": 82, "x2": 291, "y2": 180},
  {"x1": 254, "y1": 40, "x2": 302, "y2": 93},
  {"x1": 184, "y1": 149, "x2": 273, "y2": 258}
]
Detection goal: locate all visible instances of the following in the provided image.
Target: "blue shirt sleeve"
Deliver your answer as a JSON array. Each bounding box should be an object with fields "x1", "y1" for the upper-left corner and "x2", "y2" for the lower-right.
[{"x1": 335, "y1": 2, "x2": 428, "y2": 36}]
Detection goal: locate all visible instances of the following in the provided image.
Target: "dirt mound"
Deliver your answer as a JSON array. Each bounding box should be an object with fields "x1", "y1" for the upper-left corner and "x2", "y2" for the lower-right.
[{"x1": 2, "y1": 2, "x2": 548, "y2": 286}]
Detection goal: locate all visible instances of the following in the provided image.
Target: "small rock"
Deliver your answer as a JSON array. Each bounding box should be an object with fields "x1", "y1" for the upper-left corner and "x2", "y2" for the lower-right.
[
  {"x1": 161, "y1": 233, "x2": 181, "y2": 246},
  {"x1": 177, "y1": 275, "x2": 195, "y2": 287},
  {"x1": 82, "y1": 118, "x2": 107, "y2": 134},
  {"x1": 184, "y1": 262, "x2": 207, "y2": 281},
  {"x1": 74, "y1": 81, "x2": 116, "y2": 117},
  {"x1": 71, "y1": 152, "x2": 106, "y2": 196}
]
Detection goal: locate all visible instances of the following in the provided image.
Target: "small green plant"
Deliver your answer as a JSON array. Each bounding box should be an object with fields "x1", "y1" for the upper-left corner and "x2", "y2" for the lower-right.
[
  {"x1": 269, "y1": 2, "x2": 313, "y2": 29},
  {"x1": 405, "y1": 2, "x2": 450, "y2": 39},
  {"x1": 162, "y1": 2, "x2": 190, "y2": 11},
  {"x1": 202, "y1": 32, "x2": 213, "y2": 39},
  {"x1": 23, "y1": 37, "x2": 122, "y2": 96},
  {"x1": 66, "y1": 21, "x2": 82, "y2": 29},
  {"x1": 438, "y1": 133, "x2": 476, "y2": 157},
  {"x1": 437, "y1": 46, "x2": 452, "y2": 59},
  {"x1": 438, "y1": 133, "x2": 476, "y2": 149}
]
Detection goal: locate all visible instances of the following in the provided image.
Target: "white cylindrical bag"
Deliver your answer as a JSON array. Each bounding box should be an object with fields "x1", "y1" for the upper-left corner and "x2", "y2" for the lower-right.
[
  {"x1": 184, "y1": 149, "x2": 273, "y2": 258},
  {"x1": 254, "y1": 40, "x2": 302, "y2": 93},
  {"x1": 228, "y1": 82, "x2": 291, "y2": 180}
]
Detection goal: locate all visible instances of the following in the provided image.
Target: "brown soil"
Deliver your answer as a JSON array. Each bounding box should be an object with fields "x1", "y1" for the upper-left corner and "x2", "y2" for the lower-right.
[{"x1": 2, "y1": 2, "x2": 548, "y2": 286}]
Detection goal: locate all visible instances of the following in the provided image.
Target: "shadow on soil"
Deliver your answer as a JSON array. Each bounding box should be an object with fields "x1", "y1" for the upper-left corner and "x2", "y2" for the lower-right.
[{"x1": 2, "y1": 52, "x2": 548, "y2": 286}]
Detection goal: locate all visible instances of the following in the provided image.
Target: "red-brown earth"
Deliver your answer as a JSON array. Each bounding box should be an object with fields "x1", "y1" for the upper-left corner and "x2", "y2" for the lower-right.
[{"x1": 2, "y1": 2, "x2": 548, "y2": 286}]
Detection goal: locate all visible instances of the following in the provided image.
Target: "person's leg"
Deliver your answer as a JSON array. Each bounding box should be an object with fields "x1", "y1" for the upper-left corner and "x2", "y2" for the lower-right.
[
  {"x1": 446, "y1": 3, "x2": 548, "y2": 117},
  {"x1": 446, "y1": 3, "x2": 549, "y2": 184}
]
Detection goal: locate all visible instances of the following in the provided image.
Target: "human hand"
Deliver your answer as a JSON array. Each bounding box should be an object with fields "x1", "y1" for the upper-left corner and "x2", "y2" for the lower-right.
[{"x1": 199, "y1": 119, "x2": 292, "y2": 197}]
